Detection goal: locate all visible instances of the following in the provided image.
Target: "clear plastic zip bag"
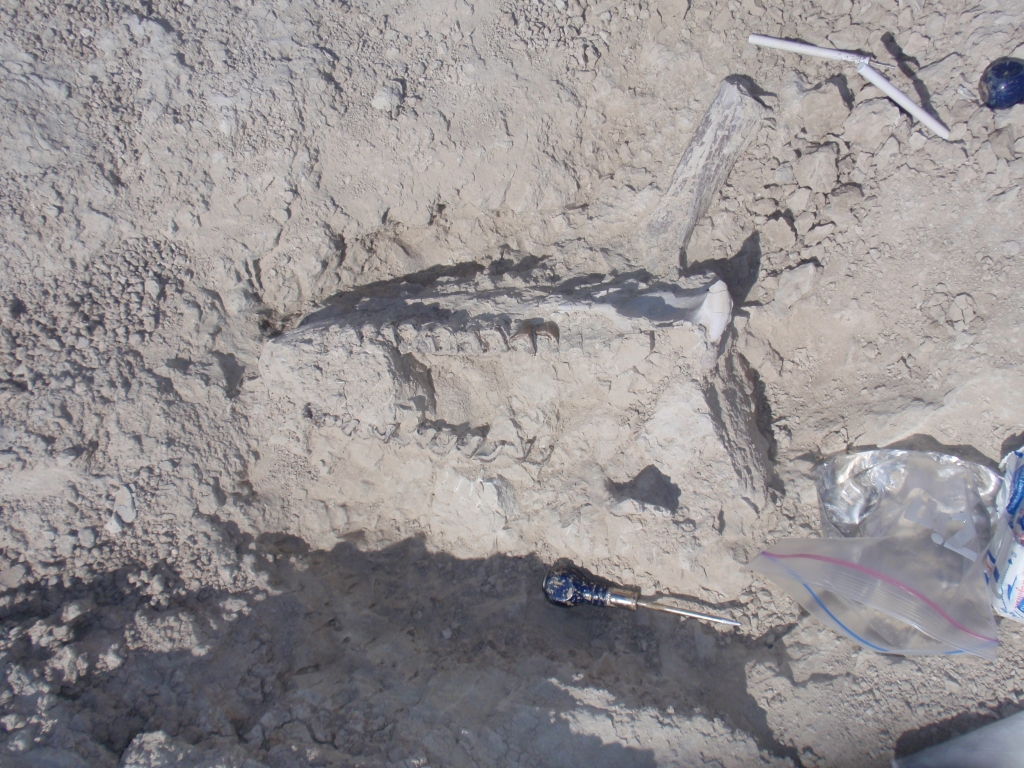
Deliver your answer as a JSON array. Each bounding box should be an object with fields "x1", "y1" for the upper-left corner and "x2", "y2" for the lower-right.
[{"x1": 750, "y1": 450, "x2": 1002, "y2": 659}]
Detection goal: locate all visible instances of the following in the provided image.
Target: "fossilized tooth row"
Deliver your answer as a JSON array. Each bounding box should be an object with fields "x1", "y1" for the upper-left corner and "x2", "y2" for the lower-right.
[
  {"x1": 278, "y1": 272, "x2": 733, "y2": 358},
  {"x1": 400, "y1": 319, "x2": 563, "y2": 357},
  {"x1": 313, "y1": 317, "x2": 566, "y2": 357},
  {"x1": 399, "y1": 320, "x2": 517, "y2": 356},
  {"x1": 260, "y1": 274, "x2": 732, "y2": 468},
  {"x1": 412, "y1": 422, "x2": 522, "y2": 462},
  {"x1": 293, "y1": 318, "x2": 513, "y2": 357}
]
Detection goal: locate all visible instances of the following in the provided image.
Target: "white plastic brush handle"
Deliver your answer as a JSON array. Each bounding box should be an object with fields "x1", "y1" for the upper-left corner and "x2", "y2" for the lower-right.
[
  {"x1": 748, "y1": 34, "x2": 952, "y2": 140},
  {"x1": 857, "y1": 62, "x2": 950, "y2": 140},
  {"x1": 748, "y1": 34, "x2": 870, "y2": 65}
]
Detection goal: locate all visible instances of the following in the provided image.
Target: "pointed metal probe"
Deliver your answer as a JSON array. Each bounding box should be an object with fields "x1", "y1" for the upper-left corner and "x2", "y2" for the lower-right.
[{"x1": 542, "y1": 565, "x2": 741, "y2": 627}]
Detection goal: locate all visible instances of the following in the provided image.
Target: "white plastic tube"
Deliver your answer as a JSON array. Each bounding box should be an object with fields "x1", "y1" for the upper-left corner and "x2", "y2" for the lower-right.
[
  {"x1": 748, "y1": 34, "x2": 869, "y2": 65},
  {"x1": 857, "y1": 61, "x2": 950, "y2": 140},
  {"x1": 748, "y1": 33, "x2": 952, "y2": 141}
]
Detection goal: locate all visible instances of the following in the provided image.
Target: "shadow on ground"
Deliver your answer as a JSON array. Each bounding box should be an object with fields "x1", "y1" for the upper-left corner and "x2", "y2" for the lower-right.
[
  {"x1": 0, "y1": 531, "x2": 803, "y2": 767},
  {"x1": 893, "y1": 698, "x2": 1024, "y2": 759}
]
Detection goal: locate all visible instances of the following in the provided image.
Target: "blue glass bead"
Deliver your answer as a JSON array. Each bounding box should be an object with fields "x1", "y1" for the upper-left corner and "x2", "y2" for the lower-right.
[{"x1": 980, "y1": 58, "x2": 1024, "y2": 110}]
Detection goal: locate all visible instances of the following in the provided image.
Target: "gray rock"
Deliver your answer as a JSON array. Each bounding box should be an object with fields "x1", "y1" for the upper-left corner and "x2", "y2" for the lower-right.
[
  {"x1": 994, "y1": 103, "x2": 1024, "y2": 132},
  {"x1": 794, "y1": 211, "x2": 816, "y2": 235},
  {"x1": 762, "y1": 217, "x2": 797, "y2": 252},
  {"x1": 795, "y1": 145, "x2": 839, "y2": 193},
  {"x1": 990, "y1": 128, "x2": 1015, "y2": 161},
  {"x1": 371, "y1": 80, "x2": 404, "y2": 111},
  {"x1": 843, "y1": 98, "x2": 900, "y2": 153},
  {"x1": 787, "y1": 187, "x2": 813, "y2": 212},
  {"x1": 774, "y1": 263, "x2": 820, "y2": 315},
  {"x1": 797, "y1": 84, "x2": 850, "y2": 141},
  {"x1": 773, "y1": 163, "x2": 796, "y2": 185},
  {"x1": 114, "y1": 485, "x2": 136, "y2": 524},
  {"x1": 823, "y1": 183, "x2": 865, "y2": 231},
  {"x1": 0, "y1": 564, "x2": 26, "y2": 590}
]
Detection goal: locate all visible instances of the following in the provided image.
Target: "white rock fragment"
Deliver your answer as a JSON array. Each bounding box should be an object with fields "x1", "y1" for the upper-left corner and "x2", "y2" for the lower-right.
[
  {"x1": 97, "y1": 641, "x2": 124, "y2": 672},
  {"x1": 842, "y1": 98, "x2": 900, "y2": 153},
  {"x1": 371, "y1": 80, "x2": 404, "y2": 111},
  {"x1": 762, "y1": 217, "x2": 796, "y2": 251},
  {"x1": 795, "y1": 145, "x2": 838, "y2": 193},
  {"x1": 796, "y1": 84, "x2": 850, "y2": 140},
  {"x1": 77, "y1": 528, "x2": 97, "y2": 549},
  {"x1": 114, "y1": 485, "x2": 137, "y2": 524},
  {"x1": 61, "y1": 599, "x2": 95, "y2": 623},
  {"x1": 105, "y1": 513, "x2": 124, "y2": 535},
  {"x1": 1, "y1": 713, "x2": 26, "y2": 731},
  {"x1": 793, "y1": 211, "x2": 815, "y2": 235},
  {"x1": 689, "y1": 280, "x2": 733, "y2": 344},
  {"x1": 774, "y1": 263, "x2": 820, "y2": 315},
  {"x1": 804, "y1": 223, "x2": 835, "y2": 246},
  {"x1": 8, "y1": 729, "x2": 33, "y2": 752},
  {"x1": 0, "y1": 565, "x2": 26, "y2": 590},
  {"x1": 787, "y1": 187, "x2": 813, "y2": 212}
]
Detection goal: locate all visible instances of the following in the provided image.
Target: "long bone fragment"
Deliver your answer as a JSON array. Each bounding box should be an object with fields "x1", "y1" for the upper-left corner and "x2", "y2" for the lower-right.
[{"x1": 638, "y1": 79, "x2": 766, "y2": 276}]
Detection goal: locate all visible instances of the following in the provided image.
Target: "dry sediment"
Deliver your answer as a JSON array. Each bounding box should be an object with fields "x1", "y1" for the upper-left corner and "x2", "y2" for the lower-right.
[{"x1": 2, "y1": 0, "x2": 1024, "y2": 766}]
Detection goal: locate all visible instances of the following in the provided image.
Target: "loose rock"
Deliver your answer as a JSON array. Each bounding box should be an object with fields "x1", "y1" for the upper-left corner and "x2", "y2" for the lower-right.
[
  {"x1": 797, "y1": 83, "x2": 850, "y2": 141},
  {"x1": 842, "y1": 98, "x2": 901, "y2": 153},
  {"x1": 795, "y1": 145, "x2": 839, "y2": 193},
  {"x1": 763, "y1": 217, "x2": 797, "y2": 251},
  {"x1": 774, "y1": 263, "x2": 820, "y2": 315},
  {"x1": 113, "y1": 485, "x2": 137, "y2": 524},
  {"x1": 371, "y1": 80, "x2": 405, "y2": 112}
]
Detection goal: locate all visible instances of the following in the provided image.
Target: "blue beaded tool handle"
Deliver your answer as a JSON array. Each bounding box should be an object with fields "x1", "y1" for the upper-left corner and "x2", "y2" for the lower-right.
[
  {"x1": 543, "y1": 565, "x2": 620, "y2": 608},
  {"x1": 542, "y1": 564, "x2": 740, "y2": 626},
  {"x1": 980, "y1": 58, "x2": 1024, "y2": 110}
]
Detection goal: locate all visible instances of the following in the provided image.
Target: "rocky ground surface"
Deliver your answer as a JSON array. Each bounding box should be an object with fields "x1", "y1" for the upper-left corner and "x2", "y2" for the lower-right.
[{"x1": 2, "y1": 0, "x2": 1024, "y2": 765}]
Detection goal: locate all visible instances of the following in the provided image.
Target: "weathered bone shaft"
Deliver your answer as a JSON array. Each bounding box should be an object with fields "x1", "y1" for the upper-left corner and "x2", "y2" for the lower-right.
[{"x1": 638, "y1": 79, "x2": 766, "y2": 275}]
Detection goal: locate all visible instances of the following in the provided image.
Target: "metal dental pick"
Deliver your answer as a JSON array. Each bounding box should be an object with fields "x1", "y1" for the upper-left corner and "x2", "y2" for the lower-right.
[{"x1": 542, "y1": 565, "x2": 740, "y2": 627}]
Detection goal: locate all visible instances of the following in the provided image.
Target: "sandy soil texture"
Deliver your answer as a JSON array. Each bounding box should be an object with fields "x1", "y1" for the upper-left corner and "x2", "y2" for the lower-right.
[{"x1": 2, "y1": 0, "x2": 1024, "y2": 765}]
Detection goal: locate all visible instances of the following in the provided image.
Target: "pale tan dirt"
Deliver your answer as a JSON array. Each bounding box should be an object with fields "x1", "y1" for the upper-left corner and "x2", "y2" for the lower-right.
[{"x1": 2, "y1": 0, "x2": 1024, "y2": 766}]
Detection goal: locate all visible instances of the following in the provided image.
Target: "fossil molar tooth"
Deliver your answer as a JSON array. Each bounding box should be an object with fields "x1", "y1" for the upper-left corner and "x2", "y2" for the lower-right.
[
  {"x1": 533, "y1": 321, "x2": 559, "y2": 352},
  {"x1": 508, "y1": 322, "x2": 536, "y2": 353},
  {"x1": 477, "y1": 327, "x2": 508, "y2": 354},
  {"x1": 430, "y1": 326, "x2": 459, "y2": 355},
  {"x1": 456, "y1": 331, "x2": 484, "y2": 354}
]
